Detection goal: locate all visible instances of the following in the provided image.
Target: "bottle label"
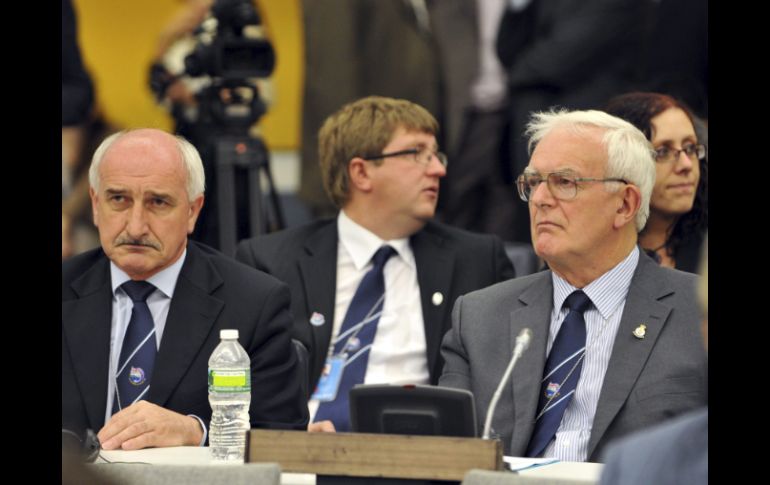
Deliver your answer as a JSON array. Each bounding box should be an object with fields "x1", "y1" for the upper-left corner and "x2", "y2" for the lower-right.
[{"x1": 208, "y1": 369, "x2": 251, "y2": 392}]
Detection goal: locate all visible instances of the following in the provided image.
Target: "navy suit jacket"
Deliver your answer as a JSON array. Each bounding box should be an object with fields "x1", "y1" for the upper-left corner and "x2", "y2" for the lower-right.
[
  {"x1": 62, "y1": 241, "x2": 309, "y2": 436},
  {"x1": 235, "y1": 218, "x2": 515, "y2": 391}
]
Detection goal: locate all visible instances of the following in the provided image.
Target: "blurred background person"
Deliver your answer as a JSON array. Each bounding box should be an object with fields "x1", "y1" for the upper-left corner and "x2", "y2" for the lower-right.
[
  {"x1": 605, "y1": 92, "x2": 707, "y2": 272},
  {"x1": 641, "y1": 0, "x2": 708, "y2": 121},
  {"x1": 429, "y1": 0, "x2": 518, "y2": 243},
  {"x1": 63, "y1": 0, "x2": 116, "y2": 260},
  {"x1": 495, "y1": 0, "x2": 651, "y2": 243},
  {"x1": 63, "y1": 0, "x2": 93, "y2": 130},
  {"x1": 297, "y1": 0, "x2": 442, "y2": 221}
]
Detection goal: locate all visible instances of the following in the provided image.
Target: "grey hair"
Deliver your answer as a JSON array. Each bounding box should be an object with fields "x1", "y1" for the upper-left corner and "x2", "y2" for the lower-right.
[
  {"x1": 525, "y1": 108, "x2": 656, "y2": 232},
  {"x1": 88, "y1": 130, "x2": 205, "y2": 201}
]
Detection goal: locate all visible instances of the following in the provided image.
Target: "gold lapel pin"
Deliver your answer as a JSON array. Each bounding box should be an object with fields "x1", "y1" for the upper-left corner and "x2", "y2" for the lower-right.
[{"x1": 633, "y1": 324, "x2": 647, "y2": 339}]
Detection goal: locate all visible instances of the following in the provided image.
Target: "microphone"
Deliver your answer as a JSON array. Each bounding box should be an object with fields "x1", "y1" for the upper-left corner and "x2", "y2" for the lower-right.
[{"x1": 482, "y1": 328, "x2": 532, "y2": 440}]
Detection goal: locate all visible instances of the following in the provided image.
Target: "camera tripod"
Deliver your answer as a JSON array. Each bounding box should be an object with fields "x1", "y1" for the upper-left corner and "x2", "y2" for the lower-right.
[{"x1": 212, "y1": 134, "x2": 285, "y2": 255}]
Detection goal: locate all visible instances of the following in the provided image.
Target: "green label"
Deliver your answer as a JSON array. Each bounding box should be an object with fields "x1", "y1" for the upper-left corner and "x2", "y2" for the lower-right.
[{"x1": 208, "y1": 369, "x2": 251, "y2": 392}]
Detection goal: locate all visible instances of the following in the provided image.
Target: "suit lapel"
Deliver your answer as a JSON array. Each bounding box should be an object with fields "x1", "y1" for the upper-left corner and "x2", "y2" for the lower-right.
[
  {"x1": 412, "y1": 226, "x2": 455, "y2": 380},
  {"x1": 62, "y1": 256, "x2": 113, "y2": 430},
  {"x1": 587, "y1": 256, "x2": 675, "y2": 458},
  {"x1": 297, "y1": 222, "x2": 338, "y2": 383},
  {"x1": 149, "y1": 243, "x2": 224, "y2": 407},
  {"x1": 508, "y1": 273, "x2": 553, "y2": 455}
]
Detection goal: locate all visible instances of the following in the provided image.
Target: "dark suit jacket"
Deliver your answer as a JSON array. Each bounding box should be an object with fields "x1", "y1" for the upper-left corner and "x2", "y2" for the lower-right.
[
  {"x1": 496, "y1": 0, "x2": 650, "y2": 178},
  {"x1": 440, "y1": 251, "x2": 708, "y2": 461},
  {"x1": 235, "y1": 219, "x2": 515, "y2": 390},
  {"x1": 62, "y1": 241, "x2": 309, "y2": 436},
  {"x1": 600, "y1": 407, "x2": 708, "y2": 484}
]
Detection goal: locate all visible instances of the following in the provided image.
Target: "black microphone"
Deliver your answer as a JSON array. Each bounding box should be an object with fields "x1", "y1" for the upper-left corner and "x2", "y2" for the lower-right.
[
  {"x1": 62, "y1": 428, "x2": 101, "y2": 463},
  {"x1": 482, "y1": 328, "x2": 532, "y2": 440}
]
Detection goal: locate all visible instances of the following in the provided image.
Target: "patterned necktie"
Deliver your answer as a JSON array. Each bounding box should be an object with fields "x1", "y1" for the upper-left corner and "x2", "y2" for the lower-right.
[
  {"x1": 314, "y1": 245, "x2": 396, "y2": 431},
  {"x1": 113, "y1": 280, "x2": 157, "y2": 414},
  {"x1": 526, "y1": 290, "x2": 592, "y2": 457}
]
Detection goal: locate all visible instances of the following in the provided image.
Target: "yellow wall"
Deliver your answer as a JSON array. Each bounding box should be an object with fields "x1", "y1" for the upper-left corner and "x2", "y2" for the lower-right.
[{"x1": 73, "y1": 0, "x2": 303, "y2": 150}]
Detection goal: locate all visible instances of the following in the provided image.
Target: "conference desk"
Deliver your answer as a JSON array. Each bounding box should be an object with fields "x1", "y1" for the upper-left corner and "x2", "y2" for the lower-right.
[{"x1": 96, "y1": 447, "x2": 603, "y2": 485}]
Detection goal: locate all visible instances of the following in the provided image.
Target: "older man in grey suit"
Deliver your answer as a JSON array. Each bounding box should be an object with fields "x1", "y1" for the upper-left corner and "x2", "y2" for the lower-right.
[{"x1": 439, "y1": 109, "x2": 707, "y2": 462}]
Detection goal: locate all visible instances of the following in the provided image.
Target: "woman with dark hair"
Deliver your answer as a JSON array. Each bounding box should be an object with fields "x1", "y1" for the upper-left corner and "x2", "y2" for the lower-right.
[{"x1": 604, "y1": 92, "x2": 707, "y2": 272}]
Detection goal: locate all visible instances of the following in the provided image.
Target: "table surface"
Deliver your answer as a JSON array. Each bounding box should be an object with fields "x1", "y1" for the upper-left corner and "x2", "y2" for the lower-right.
[{"x1": 97, "y1": 447, "x2": 603, "y2": 484}]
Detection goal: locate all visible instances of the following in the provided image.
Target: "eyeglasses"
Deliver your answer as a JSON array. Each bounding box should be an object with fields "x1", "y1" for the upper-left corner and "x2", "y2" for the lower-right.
[
  {"x1": 516, "y1": 171, "x2": 628, "y2": 202},
  {"x1": 364, "y1": 147, "x2": 448, "y2": 168},
  {"x1": 654, "y1": 143, "x2": 706, "y2": 164}
]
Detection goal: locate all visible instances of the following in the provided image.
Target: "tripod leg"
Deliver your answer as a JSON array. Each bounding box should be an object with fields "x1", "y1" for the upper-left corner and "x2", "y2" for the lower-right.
[
  {"x1": 261, "y1": 162, "x2": 286, "y2": 231},
  {"x1": 216, "y1": 143, "x2": 238, "y2": 255},
  {"x1": 248, "y1": 163, "x2": 263, "y2": 237}
]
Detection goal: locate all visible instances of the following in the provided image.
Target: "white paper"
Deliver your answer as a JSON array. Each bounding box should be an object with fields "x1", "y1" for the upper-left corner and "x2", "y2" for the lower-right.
[{"x1": 503, "y1": 455, "x2": 560, "y2": 471}]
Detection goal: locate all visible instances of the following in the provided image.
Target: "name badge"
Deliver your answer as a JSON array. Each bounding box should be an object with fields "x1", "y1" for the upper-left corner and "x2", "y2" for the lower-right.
[{"x1": 311, "y1": 356, "x2": 345, "y2": 402}]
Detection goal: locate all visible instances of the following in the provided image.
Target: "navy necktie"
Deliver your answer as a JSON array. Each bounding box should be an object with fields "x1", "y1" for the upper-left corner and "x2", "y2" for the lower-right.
[
  {"x1": 526, "y1": 290, "x2": 592, "y2": 457},
  {"x1": 314, "y1": 245, "x2": 396, "y2": 431},
  {"x1": 113, "y1": 280, "x2": 157, "y2": 414}
]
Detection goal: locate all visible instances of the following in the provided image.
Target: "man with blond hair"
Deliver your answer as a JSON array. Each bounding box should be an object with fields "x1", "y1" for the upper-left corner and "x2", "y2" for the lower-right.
[{"x1": 236, "y1": 96, "x2": 514, "y2": 432}]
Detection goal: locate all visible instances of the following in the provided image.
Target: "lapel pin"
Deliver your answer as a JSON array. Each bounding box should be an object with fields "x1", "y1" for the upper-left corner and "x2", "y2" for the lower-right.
[
  {"x1": 309, "y1": 312, "x2": 326, "y2": 327},
  {"x1": 633, "y1": 324, "x2": 647, "y2": 339},
  {"x1": 432, "y1": 292, "x2": 444, "y2": 306}
]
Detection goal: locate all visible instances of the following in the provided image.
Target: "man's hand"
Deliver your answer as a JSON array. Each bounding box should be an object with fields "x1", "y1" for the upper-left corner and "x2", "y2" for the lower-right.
[
  {"x1": 98, "y1": 400, "x2": 204, "y2": 450},
  {"x1": 307, "y1": 420, "x2": 336, "y2": 433}
]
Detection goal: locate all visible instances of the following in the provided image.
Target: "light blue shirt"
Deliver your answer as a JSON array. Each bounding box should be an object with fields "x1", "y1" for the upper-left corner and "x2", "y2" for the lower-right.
[
  {"x1": 542, "y1": 246, "x2": 640, "y2": 462},
  {"x1": 104, "y1": 249, "x2": 207, "y2": 445}
]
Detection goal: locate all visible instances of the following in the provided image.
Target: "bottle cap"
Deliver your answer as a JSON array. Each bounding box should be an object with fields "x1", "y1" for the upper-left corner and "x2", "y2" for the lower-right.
[{"x1": 220, "y1": 329, "x2": 239, "y2": 340}]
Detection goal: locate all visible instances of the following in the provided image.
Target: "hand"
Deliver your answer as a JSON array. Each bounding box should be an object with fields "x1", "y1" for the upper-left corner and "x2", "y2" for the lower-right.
[
  {"x1": 307, "y1": 420, "x2": 336, "y2": 433},
  {"x1": 98, "y1": 400, "x2": 204, "y2": 450}
]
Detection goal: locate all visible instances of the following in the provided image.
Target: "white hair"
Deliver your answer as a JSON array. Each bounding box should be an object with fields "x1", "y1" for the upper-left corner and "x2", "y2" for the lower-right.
[
  {"x1": 88, "y1": 130, "x2": 205, "y2": 201},
  {"x1": 525, "y1": 108, "x2": 656, "y2": 232}
]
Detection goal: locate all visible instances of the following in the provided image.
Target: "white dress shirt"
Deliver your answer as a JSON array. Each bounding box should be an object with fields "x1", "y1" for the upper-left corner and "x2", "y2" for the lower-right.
[
  {"x1": 309, "y1": 211, "x2": 429, "y2": 420},
  {"x1": 103, "y1": 249, "x2": 206, "y2": 444},
  {"x1": 541, "y1": 246, "x2": 640, "y2": 462}
]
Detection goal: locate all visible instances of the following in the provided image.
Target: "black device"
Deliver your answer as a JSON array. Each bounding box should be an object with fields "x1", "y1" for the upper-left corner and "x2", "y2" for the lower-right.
[
  {"x1": 149, "y1": 0, "x2": 284, "y2": 254},
  {"x1": 62, "y1": 428, "x2": 100, "y2": 463},
  {"x1": 349, "y1": 384, "x2": 478, "y2": 438}
]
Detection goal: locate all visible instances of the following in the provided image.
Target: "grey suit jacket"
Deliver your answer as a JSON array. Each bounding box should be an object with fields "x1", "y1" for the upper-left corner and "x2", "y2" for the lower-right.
[
  {"x1": 439, "y1": 251, "x2": 707, "y2": 461},
  {"x1": 599, "y1": 407, "x2": 708, "y2": 485}
]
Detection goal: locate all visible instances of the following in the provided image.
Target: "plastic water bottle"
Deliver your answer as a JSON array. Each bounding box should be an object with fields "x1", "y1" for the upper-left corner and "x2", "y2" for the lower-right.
[{"x1": 208, "y1": 329, "x2": 251, "y2": 462}]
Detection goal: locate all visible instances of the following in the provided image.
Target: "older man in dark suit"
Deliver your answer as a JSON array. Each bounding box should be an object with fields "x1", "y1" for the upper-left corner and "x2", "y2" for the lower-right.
[
  {"x1": 236, "y1": 96, "x2": 514, "y2": 432},
  {"x1": 62, "y1": 129, "x2": 308, "y2": 450},
  {"x1": 440, "y1": 109, "x2": 707, "y2": 462}
]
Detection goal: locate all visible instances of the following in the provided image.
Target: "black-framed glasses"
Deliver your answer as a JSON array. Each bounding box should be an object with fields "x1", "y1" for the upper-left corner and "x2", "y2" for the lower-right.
[
  {"x1": 364, "y1": 147, "x2": 448, "y2": 168},
  {"x1": 654, "y1": 143, "x2": 706, "y2": 164},
  {"x1": 516, "y1": 171, "x2": 628, "y2": 202}
]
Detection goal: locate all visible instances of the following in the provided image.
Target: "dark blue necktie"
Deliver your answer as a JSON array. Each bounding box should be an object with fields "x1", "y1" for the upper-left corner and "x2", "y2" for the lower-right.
[
  {"x1": 526, "y1": 290, "x2": 592, "y2": 457},
  {"x1": 314, "y1": 245, "x2": 396, "y2": 431},
  {"x1": 113, "y1": 280, "x2": 157, "y2": 414}
]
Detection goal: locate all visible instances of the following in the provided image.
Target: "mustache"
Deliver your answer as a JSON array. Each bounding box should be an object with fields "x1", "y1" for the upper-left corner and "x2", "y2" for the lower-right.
[{"x1": 114, "y1": 236, "x2": 161, "y2": 250}]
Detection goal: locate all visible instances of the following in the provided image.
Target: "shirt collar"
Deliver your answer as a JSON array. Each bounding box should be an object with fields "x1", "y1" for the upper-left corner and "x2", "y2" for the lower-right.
[
  {"x1": 110, "y1": 248, "x2": 187, "y2": 299},
  {"x1": 338, "y1": 210, "x2": 413, "y2": 270},
  {"x1": 552, "y1": 246, "x2": 639, "y2": 319}
]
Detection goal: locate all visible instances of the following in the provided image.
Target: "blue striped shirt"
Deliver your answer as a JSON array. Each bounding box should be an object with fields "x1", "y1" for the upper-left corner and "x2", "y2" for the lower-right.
[{"x1": 542, "y1": 246, "x2": 640, "y2": 462}]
